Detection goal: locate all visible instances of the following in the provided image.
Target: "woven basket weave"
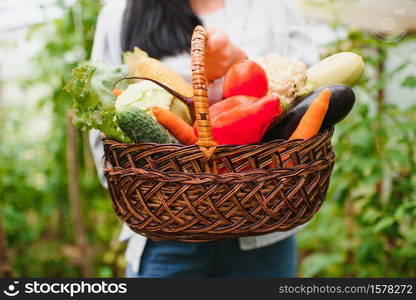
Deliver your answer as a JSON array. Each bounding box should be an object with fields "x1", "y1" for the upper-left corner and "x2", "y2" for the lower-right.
[{"x1": 103, "y1": 26, "x2": 336, "y2": 242}]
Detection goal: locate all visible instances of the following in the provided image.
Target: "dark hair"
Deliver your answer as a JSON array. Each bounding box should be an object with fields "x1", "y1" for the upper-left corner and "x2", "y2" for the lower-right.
[{"x1": 121, "y1": 0, "x2": 202, "y2": 59}]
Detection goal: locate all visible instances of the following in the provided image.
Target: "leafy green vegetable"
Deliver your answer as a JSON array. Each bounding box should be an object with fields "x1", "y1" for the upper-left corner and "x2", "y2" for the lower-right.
[
  {"x1": 64, "y1": 63, "x2": 130, "y2": 142},
  {"x1": 115, "y1": 81, "x2": 173, "y2": 113}
]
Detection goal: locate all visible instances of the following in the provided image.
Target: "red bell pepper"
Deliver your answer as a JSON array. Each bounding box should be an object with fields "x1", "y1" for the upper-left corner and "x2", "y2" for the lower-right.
[
  {"x1": 194, "y1": 95, "x2": 282, "y2": 145},
  {"x1": 223, "y1": 60, "x2": 268, "y2": 98}
]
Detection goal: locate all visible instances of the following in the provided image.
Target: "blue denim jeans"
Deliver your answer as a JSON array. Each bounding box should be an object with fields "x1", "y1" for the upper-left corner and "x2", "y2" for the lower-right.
[{"x1": 125, "y1": 235, "x2": 297, "y2": 278}]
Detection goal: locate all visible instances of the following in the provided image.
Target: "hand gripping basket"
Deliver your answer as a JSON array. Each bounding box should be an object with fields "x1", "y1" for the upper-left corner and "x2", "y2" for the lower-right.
[{"x1": 102, "y1": 26, "x2": 336, "y2": 242}]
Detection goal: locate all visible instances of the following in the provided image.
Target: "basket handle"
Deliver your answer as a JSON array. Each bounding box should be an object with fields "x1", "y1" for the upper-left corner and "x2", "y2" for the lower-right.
[{"x1": 191, "y1": 26, "x2": 218, "y2": 171}]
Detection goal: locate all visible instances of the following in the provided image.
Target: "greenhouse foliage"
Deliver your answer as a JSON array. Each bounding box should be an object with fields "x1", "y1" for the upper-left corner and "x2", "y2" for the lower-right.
[{"x1": 0, "y1": 0, "x2": 415, "y2": 277}]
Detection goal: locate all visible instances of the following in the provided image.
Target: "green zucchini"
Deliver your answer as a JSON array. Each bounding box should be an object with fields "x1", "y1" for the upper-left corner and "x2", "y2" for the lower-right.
[{"x1": 299, "y1": 52, "x2": 364, "y2": 96}]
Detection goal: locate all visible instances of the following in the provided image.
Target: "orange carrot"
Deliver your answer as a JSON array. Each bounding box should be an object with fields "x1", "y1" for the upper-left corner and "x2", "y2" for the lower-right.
[
  {"x1": 152, "y1": 106, "x2": 198, "y2": 145},
  {"x1": 272, "y1": 89, "x2": 330, "y2": 168},
  {"x1": 289, "y1": 89, "x2": 331, "y2": 140},
  {"x1": 113, "y1": 89, "x2": 123, "y2": 97}
]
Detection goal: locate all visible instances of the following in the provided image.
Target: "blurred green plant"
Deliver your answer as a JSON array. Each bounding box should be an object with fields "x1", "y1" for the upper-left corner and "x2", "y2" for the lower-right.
[
  {"x1": 0, "y1": 0, "x2": 125, "y2": 277},
  {"x1": 298, "y1": 29, "x2": 416, "y2": 277}
]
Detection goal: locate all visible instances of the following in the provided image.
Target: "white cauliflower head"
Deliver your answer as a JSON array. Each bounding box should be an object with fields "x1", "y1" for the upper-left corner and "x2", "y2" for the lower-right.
[{"x1": 257, "y1": 53, "x2": 307, "y2": 109}]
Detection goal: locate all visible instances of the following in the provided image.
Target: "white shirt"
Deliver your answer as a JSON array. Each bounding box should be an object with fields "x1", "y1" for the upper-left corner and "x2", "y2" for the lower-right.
[{"x1": 89, "y1": 0, "x2": 319, "y2": 274}]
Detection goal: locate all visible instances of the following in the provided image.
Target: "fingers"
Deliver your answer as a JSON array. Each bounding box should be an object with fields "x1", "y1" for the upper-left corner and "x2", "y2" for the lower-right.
[
  {"x1": 206, "y1": 27, "x2": 229, "y2": 54},
  {"x1": 204, "y1": 27, "x2": 247, "y2": 81}
]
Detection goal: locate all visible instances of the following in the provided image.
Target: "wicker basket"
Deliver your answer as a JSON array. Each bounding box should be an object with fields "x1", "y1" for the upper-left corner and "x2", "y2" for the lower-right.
[{"x1": 102, "y1": 26, "x2": 336, "y2": 242}]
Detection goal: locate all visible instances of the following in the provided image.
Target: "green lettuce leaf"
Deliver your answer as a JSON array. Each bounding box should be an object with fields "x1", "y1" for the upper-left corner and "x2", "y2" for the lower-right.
[{"x1": 64, "y1": 63, "x2": 130, "y2": 142}]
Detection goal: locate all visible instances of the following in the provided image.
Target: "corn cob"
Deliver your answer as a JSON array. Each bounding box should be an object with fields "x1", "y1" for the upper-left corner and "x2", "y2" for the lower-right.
[{"x1": 124, "y1": 47, "x2": 193, "y2": 98}]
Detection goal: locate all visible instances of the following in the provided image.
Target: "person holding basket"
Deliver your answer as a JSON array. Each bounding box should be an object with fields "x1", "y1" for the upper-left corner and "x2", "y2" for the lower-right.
[{"x1": 89, "y1": 0, "x2": 319, "y2": 278}]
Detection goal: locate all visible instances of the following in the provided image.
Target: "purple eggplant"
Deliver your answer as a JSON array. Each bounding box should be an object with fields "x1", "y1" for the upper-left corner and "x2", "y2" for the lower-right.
[{"x1": 263, "y1": 84, "x2": 356, "y2": 141}]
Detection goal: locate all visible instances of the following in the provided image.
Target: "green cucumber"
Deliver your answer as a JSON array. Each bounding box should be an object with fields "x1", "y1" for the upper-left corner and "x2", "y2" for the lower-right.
[{"x1": 117, "y1": 106, "x2": 172, "y2": 144}]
